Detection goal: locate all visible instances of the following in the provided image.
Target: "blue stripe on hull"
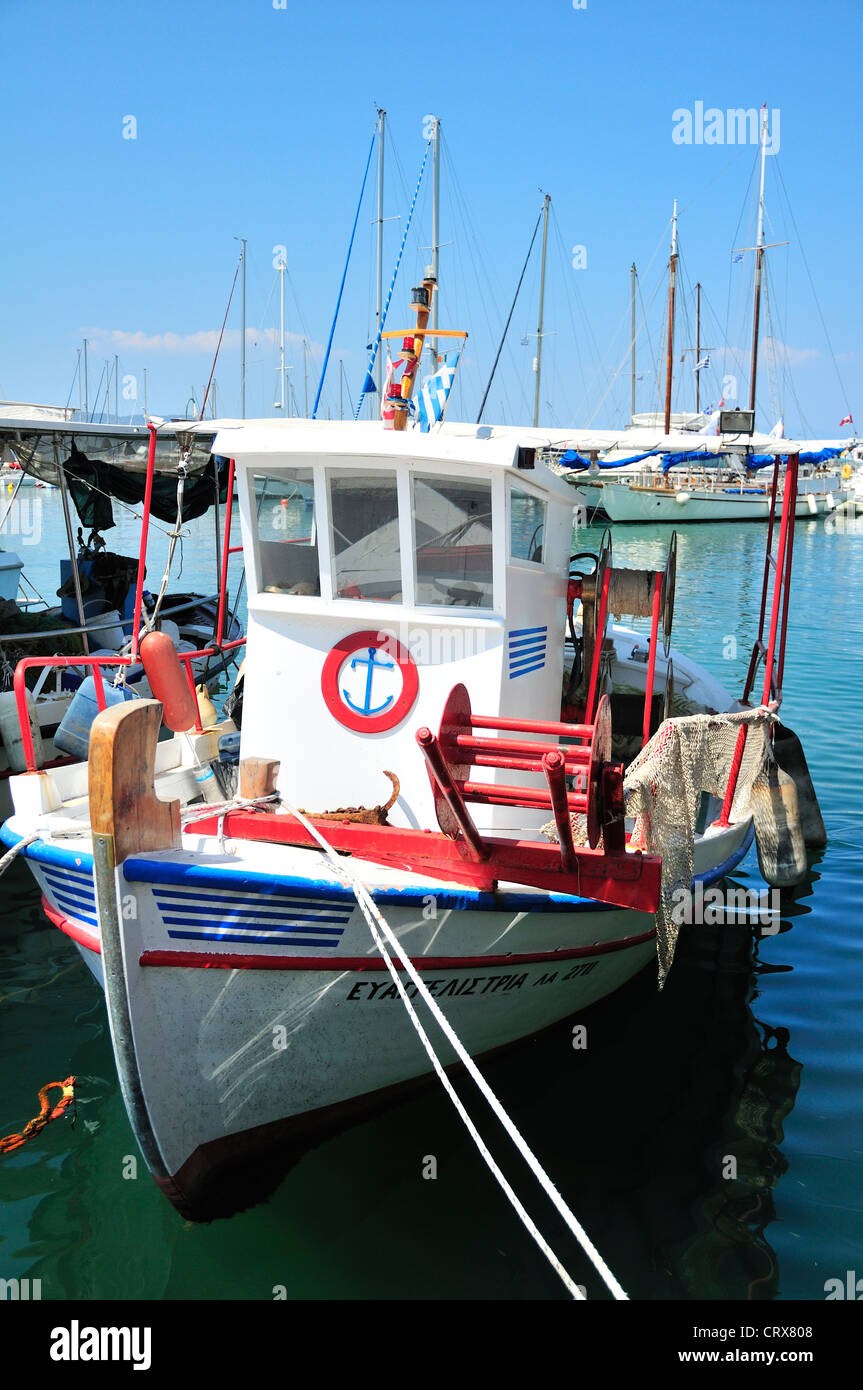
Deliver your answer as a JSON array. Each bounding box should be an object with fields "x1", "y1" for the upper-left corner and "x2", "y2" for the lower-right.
[{"x1": 3, "y1": 822, "x2": 756, "y2": 914}]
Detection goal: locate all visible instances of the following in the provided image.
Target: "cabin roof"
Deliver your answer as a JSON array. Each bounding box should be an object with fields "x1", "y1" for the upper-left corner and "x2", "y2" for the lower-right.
[{"x1": 209, "y1": 418, "x2": 576, "y2": 499}]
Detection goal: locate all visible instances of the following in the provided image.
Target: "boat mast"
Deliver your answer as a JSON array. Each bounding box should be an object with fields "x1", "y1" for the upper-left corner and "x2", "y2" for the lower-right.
[
  {"x1": 83, "y1": 338, "x2": 89, "y2": 421},
  {"x1": 114, "y1": 353, "x2": 119, "y2": 423},
  {"x1": 663, "y1": 199, "x2": 678, "y2": 436},
  {"x1": 240, "y1": 238, "x2": 247, "y2": 418},
  {"x1": 695, "y1": 281, "x2": 701, "y2": 414},
  {"x1": 630, "y1": 262, "x2": 637, "y2": 423},
  {"x1": 375, "y1": 108, "x2": 386, "y2": 401},
  {"x1": 748, "y1": 107, "x2": 768, "y2": 416},
  {"x1": 427, "y1": 115, "x2": 441, "y2": 368},
  {"x1": 278, "y1": 252, "x2": 287, "y2": 413},
  {"x1": 533, "y1": 192, "x2": 551, "y2": 428}
]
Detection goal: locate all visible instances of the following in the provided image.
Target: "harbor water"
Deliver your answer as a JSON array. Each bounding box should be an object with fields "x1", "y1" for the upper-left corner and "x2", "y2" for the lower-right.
[{"x1": 1, "y1": 487, "x2": 862, "y2": 1301}]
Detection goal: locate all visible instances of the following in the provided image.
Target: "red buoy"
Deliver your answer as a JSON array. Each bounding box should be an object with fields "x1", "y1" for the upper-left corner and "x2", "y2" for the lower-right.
[{"x1": 140, "y1": 630, "x2": 197, "y2": 732}]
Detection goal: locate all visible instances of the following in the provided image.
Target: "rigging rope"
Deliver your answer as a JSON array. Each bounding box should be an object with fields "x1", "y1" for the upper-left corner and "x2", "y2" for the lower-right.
[
  {"x1": 200, "y1": 256, "x2": 241, "y2": 420},
  {"x1": 477, "y1": 207, "x2": 543, "y2": 423},
  {"x1": 312, "y1": 129, "x2": 377, "y2": 419},
  {"x1": 354, "y1": 140, "x2": 432, "y2": 421},
  {"x1": 276, "y1": 798, "x2": 629, "y2": 1301}
]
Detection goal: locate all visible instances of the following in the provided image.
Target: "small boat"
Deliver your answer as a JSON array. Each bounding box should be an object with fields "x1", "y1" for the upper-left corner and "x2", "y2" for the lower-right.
[
  {"x1": 574, "y1": 454, "x2": 845, "y2": 523},
  {"x1": 0, "y1": 418, "x2": 241, "y2": 816},
  {"x1": 0, "y1": 283, "x2": 824, "y2": 1223}
]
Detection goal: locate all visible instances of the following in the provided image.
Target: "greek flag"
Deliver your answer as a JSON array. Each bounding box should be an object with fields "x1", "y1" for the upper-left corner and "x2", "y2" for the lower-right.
[
  {"x1": 416, "y1": 349, "x2": 461, "y2": 433},
  {"x1": 693, "y1": 353, "x2": 710, "y2": 372}
]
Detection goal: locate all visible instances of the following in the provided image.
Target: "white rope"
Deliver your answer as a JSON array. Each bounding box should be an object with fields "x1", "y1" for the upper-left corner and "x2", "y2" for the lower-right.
[
  {"x1": 180, "y1": 793, "x2": 279, "y2": 827},
  {"x1": 0, "y1": 834, "x2": 39, "y2": 878},
  {"x1": 277, "y1": 798, "x2": 628, "y2": 1302}
]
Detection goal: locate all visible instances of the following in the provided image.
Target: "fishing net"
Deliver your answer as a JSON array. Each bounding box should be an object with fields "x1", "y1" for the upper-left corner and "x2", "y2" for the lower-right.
[
  {"x1": 541, "y1": 706, "x2": 785, "y2": 984},
  {"x1": 622, "y1": 707, "x2": 779, "y2": 985}
]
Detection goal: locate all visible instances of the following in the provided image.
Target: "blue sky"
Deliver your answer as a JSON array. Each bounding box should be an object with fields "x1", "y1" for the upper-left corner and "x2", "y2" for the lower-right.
[{"x1": 2, "y1": 0, "x2": 860, "y2": 436}]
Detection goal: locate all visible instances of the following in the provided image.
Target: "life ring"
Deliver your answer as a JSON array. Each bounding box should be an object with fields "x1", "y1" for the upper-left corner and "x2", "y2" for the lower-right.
[{"x1": 842, "y1": 463, "x2": 853, "y2": 481}]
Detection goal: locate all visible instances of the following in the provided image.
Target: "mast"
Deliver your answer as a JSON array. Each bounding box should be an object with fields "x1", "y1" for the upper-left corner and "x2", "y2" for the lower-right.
[
  {"x1": 630, "y1": 262, "x2": 637, "y2": 423},
  {"x1": 303, "y1": 340, "x2": 309, "y2": 417},
  {"x1": 533, "y1": 192, "x2": 551, "y2": 429},
  {"x1": 663, "y1": 199, "x2": 678, "y2": 436},
  {"x1": 428, "y1": 116, "x2": 441, "y2": 368},
  {"x1": 83, "y1": 338, "x2": 89, "y2": 421},
  {"x1": 76, "y1": 348, "x2": 82, "y2": 420},
  {"x1": 748, "y1": 106, "x2": 768, "y2": 416},
  {"x1": 695, "y1": 281, "x2": 701, "y2": 414},
  {"x1": 114, "y1": 353, "x2": 119, "y2": 423},
  {"x1": 240, "y1": 237, "x2": 247, "y2": 418},
  {"x1": 277, "y1": 253, "x2": 287, "y2": 412},
  {"x1": 375, "y1": 108, "x2": 386, "y2": 398}
]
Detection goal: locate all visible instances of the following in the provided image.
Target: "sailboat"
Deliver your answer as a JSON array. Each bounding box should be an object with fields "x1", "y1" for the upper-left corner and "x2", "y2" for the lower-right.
[{"x1": 570, "y1": 123, "x2": 848, "y2": 523}]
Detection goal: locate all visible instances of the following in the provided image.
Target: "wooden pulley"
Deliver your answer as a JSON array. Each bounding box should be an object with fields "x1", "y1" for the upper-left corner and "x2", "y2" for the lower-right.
[{"x1": 661, "y1": 531, "x2": 677, "y2": 656}]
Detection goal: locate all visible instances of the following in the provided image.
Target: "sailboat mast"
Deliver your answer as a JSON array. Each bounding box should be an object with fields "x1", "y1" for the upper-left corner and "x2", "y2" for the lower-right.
[
  {"x1": 663, "y1": 199, "x2": 678, "y2": 436},
  {"x1": 630, "y1": 262, "x2": 637, "y2": 423},
  {"x1": 748, "y1": 106, "x2": 768, "y2": 416},
  {"x1": 375, "y1": 108, "x2": 386, "y2": 399},
  {"x1": 278, "y1": 254, "x2": 287, "y2": 412},
  {"x1": 240, "y1": 238, "x2": 247, "y2": 418},
  {"x1": 533, "y1": 192, "x2": 551, "y2": 429},
  {"x1": 695, "y1": 281, "x2": 701, "y2": 414},
  {"x1": 83, "y1": 338, "x2": 89, "y2": 421}
]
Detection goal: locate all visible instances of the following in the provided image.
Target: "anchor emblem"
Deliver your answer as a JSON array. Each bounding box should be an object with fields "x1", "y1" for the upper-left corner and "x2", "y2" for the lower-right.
[
  {"x1": 343, "y1": 647, "x2": 395, "y2": 717},
  {"x1": 321, "y1": 630, "x2": 419, "y2": 734}
]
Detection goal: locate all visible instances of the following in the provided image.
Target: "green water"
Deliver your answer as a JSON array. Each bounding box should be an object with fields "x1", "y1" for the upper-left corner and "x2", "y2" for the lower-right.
[{"x1": 1, "y1": 494, "x2": 862, "y2": 1301}]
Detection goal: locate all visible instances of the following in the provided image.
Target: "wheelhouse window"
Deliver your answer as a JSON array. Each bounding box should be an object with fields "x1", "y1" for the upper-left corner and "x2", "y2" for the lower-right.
[
  {"x1": 510, "y1": 487, "x2": 546, "y2": 564},
  {"x1": 254, "y1": 469, "x2": 320, "y2": 595},
  {"x1": 329, "y1": 471, "x2": 402, "y2": 602},
  {"x1": 412, "y1": 475, "x2": 493, "y2": 607}
]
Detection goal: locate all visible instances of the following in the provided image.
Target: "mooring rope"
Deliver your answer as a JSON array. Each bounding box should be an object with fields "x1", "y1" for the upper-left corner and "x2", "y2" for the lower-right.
[
  {"x1": 0, "y1": 833, "x2": 39, "y2": 879},
  {"x1": 277, "y1": 798, "x2": 628, "y2": 1301}
]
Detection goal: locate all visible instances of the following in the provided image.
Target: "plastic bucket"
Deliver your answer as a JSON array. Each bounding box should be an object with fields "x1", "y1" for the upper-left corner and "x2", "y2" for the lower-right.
[{"x1": 53, "y1": 677, "x2": 138, "y2": 761}]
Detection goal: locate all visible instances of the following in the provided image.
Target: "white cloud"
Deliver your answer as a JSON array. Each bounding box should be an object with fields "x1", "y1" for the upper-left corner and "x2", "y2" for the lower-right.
[
  {"x1": 763, "y1": 337, "x2": 820, "y2": 369},
  {"x1": 82, "y1": 327, "x2": 325, "y2": 357}
]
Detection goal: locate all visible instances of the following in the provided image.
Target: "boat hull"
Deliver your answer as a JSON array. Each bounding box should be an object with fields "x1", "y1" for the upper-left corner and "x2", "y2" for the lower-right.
[
  {"x1": 1, "y1": 817, "x2": 754, "y2": 1220},
  {"x1": 580, "y1": 479, "x2": 837, "y2": 523}
]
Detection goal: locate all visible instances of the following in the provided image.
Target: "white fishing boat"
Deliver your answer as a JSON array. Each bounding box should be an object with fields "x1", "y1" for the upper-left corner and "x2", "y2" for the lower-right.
[{"x1": 0, "y1": 281, "x2": 824, "y2": 1224}]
